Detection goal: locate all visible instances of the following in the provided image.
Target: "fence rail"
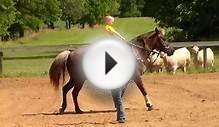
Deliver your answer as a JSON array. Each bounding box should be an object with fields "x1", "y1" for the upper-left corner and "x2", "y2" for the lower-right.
[
  {"x1": 1, "y1": 41, "x2": 219, "y2": 74},
  {"x1": 170, "y1": 41, "x2": 219, "y2": 48},
  {"x1": 2, "y1": 40, "x2": 219, "y2": 52}
]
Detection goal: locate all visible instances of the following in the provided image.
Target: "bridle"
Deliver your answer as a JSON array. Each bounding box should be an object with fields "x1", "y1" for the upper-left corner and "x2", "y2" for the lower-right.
[
  {"x1": 119, "y1": 32, "x2": 168, "y2": 64},
  {"x1": 128, "y1": 42, "x2": 160, "y2": 63},
  {"x1": 149, "y1": 51, "x2": 160, "y2": 64}
]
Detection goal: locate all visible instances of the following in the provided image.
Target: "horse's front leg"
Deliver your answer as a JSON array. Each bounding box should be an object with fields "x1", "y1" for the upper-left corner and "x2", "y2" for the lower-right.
[{"x1": 133, "y1": 73, "x2": 153, "y2": 111}]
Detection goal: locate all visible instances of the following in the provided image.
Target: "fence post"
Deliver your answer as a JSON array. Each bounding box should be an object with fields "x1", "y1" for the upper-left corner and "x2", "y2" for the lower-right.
[
  {"x1": 203, "y1": 47, "x2": 207, "y2": 69},
  {"x1": 0, "y1": 50, "x2": 2, "y2": 75}
]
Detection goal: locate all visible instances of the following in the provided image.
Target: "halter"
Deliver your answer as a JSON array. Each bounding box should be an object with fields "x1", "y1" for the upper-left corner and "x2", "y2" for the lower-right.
[
  {"x1": 128, "y1": 36, "x2": 170, "y2": 65},
  {"x1": 128, "y1": 42, "x2": 160, "y2": 63},
  {"x1": 149, "y1": 51, "x2": 160, "y2": 65}
]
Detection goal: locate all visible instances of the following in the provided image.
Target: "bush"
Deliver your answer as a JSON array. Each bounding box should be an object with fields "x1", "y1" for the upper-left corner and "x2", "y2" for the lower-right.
[{"x1": 165, "y1": 27, "x2": 187, "y2": 42}]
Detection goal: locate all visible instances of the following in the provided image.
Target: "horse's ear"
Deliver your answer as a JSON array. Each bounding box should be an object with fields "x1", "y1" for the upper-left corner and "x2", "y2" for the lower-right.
[{"x1": 155, "y1": 27, "x2": 159, "y2": 34}]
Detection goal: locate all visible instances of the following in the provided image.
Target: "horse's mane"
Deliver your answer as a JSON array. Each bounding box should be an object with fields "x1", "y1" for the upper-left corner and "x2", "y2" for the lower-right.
[
  {"x1": 129, "y1": 30, "x2": 160, "y2": 62},
  {"x1": 130, "y1": 30, "x2": 155, "y2": 44}
]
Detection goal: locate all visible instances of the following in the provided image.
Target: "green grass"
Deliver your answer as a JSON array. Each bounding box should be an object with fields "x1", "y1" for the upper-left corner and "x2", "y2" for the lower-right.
[
  {"x1": 2, "y1": 53, "x2": 219, "y2": 77},
  {"x1": 114, "y1": 17, "x2": 156, "y2": 40},
  {"x1": 2, "y1": 58, "x2": 53, "y2": 77},
  {"x1": 0, "y1": 17, "x2": 156, "y2": 48},
  {"x1": 3, "y1": 46, "x2": 65, "y2": 58}
]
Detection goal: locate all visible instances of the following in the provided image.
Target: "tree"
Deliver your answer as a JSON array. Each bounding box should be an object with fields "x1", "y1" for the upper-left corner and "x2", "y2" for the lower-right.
[
  {"x1": 84, "y1": 0, "x2": 120, "y2": 27},
  {"x1": 6, "y1": 0, "x2": 61, "y2": 39},
  {"x1": 119, "y1": 0, "x2": 141, "y2": 17},
  {"x1": 142, "y1": 0, "x2": 162, "y2": 17},
  {"x1": 143, "y1": 0, "x2": 219, "y2": 40},
  {"x1": 14, "y1": 0, "x2": 61, "y2": 29},
  {"x1": 136, "y1": 0, "x2": 145, "y2": 14},
  {"x1": 7, "y1": 0, "x2": 44, "y2": 38},
  {"x1": 60, "y1": 0, "x2": 86, "y2": 29},
  {"x1": 105, "y1": 0, "x2": 120, "y2": 16},
  {"x1": 43, "y1": 0, "x2": 61, "y2": 29},
  {"x1": 0, "y1": 0, "x2": 16, "y2": 40}
]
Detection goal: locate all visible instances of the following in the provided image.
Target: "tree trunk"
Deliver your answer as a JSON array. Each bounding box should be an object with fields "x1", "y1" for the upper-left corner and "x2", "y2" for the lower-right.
[
  {"x1": 65, "y1": 20, "x2": 71, "y2": 29},
  {"x1": 19, "y1": 29, "x2": 24, "y2": 38},
  {"x1": 1, "y1": 35, "x2": 9, "y2": 41},
  {"x1": 68, "y1": 20, "x2": 71, "y2": 29},
  {"x1": 47, "y1": 22, "x2": 55, "y2": 29},
  {"x1": 65, "y1": 20, "x2": 68, "y2": 29},
  {"x1": 50, "y1": 21, "x2": 55, "y2": 29},
  {"x1": 81, "y1": 23, "x2": 85, "y2": 29}
]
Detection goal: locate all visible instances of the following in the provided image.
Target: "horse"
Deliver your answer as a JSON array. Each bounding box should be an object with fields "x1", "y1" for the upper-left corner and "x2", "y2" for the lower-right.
[{"x1": 49, "y1": 27, "x2": 174, "y2": 114}]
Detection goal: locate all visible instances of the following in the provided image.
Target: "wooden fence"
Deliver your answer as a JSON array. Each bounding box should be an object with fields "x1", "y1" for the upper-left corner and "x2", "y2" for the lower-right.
[
  {"x1": 1, "y1": 41, "x2": 219, "y2": 75},
  {"x1": 171, "y1": 41, "x2": 219, "y2": 68}
]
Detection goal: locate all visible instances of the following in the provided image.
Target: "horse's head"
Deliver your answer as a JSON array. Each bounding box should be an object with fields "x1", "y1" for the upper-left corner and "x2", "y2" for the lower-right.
[{"x1": 145, "y1": 28, "x2": 174, "y2": 56}]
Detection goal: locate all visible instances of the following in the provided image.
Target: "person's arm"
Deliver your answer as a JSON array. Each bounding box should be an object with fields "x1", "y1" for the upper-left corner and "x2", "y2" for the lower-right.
[{"x1": 107, "y1": 26, "x2": 126, "y2": 40}]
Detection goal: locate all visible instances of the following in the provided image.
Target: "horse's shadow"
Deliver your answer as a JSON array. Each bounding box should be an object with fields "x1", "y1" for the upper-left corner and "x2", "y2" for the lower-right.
[
  {"x1": 22, "y1": 108, "x2": 137, "y2": 116},
  {"x1": 22, "y1": 109, "x2": 117, "y2": 116}
]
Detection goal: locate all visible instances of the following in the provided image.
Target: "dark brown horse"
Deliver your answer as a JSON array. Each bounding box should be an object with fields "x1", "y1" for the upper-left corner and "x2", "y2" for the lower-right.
[{"x1": 49, "y1": 28, "x2": 174, "y2": 114}]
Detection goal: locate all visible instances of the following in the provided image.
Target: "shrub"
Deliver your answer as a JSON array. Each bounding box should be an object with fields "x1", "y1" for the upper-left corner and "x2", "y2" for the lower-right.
[{"x1": 165, "y1": 27, "x2": 187, "y2": 42}]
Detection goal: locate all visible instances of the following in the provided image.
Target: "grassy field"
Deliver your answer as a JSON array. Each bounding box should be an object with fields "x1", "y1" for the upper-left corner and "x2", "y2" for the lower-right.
[
  {"x1": 3, "y1": 58, "x2": 53, "y2": 77},
  {"x1": 1, "y1": 17, "x2": 219, "y2": 77},
  {"x1": 0, "y1": 17, "x2": 156, "y2": 48},
  {"x1": 3, "y1": 54, "x2": 219, "y2": 77}
]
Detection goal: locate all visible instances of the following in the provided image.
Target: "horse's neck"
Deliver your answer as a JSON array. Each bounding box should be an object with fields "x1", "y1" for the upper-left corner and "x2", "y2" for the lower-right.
[
  {"x1": 131, "y1": 34, "x2": 155, "y2": 61},
  {"x1": 132, "y1": 47, "x2": 150, "y2": 62}
]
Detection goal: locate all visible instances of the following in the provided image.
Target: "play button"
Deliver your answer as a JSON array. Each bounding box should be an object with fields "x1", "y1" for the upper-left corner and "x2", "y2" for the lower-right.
[
  {"x1": 105, "y1": 52, "x2": 117, "y2": 75},
  {"x1": 82, "y1": 37, "x2": 136, "y2": 90}
]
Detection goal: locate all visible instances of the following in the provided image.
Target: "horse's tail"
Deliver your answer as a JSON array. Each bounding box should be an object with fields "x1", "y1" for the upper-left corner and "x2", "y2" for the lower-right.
[{"x1": 49, "y1": 50, "x2": 71, "y2": 90}]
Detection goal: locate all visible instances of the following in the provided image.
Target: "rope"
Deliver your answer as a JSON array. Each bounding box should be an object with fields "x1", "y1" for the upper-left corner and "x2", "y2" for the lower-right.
[{"x1": 118, "y1": 36, "x2": 160, "y2": 63}]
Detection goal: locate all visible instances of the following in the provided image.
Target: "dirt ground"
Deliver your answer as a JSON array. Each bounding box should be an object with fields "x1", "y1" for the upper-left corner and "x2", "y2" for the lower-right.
[{"x1": 0, "y1": 73, "x2": 218, "y2": 127}]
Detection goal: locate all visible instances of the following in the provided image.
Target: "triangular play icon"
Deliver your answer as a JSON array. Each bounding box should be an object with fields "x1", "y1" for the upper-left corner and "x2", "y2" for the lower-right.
[{"x1": 105, "y1": 51, "x2": 117, "y2": 75}]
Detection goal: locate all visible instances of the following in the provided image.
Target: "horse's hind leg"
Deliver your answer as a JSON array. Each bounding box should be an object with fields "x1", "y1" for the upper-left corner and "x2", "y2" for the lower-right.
[
  {"x1": 133, "y1": 74, "x2": 153, "y2": 111},
  {"x1": 71, "y1": 79, "x2": 84, "y2": 113},
  {"x1": 59, "y1": 79, "x2": 74, "y2": 113}
]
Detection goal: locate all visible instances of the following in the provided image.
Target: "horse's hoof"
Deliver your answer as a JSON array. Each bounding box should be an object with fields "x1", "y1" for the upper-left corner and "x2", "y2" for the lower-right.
[
  {"x1": 146, "y1": 104, "x2": 153, "y2": 111},
  {"x1": 147, "y1": 106, "x2": 153, "y2": 111},
  {"x1": 59, "y1": 108, "x2": 65, "y2": 114},
  {"x1": 75, "y1": 109, "x2": 83, "y2": 114}
]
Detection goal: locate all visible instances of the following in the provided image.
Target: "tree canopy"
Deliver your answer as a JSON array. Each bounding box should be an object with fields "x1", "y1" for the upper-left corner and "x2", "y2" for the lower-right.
[
  {"x1": 0, "y1": 0, "x2": 16, "y2": 37},
  {"x1": 120, "y1": 0, "x2": 141, "y2": 17},
  {"x1": 143, "y1": 0, "x2": 219, "y2": 40}
]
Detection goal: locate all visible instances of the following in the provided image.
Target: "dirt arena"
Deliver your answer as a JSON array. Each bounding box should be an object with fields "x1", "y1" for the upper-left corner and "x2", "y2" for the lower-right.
[{"x1": 0, "y1": 73, "x2": 218, "y2": 127}]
